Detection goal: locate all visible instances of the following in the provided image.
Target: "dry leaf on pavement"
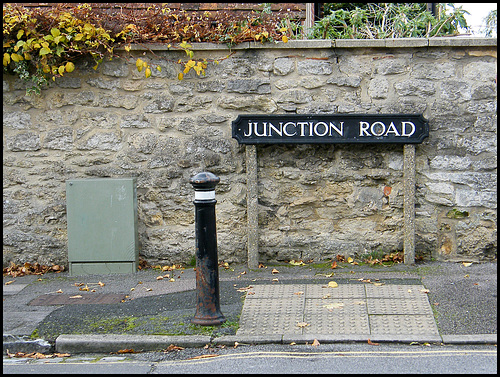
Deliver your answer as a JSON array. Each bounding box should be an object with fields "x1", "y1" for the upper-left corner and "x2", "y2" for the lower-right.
[
  {"x1": 327, "y1": 281, "x2": 338, "y2": 288},
  {"x1": 311, "y1": 339, "x2": 320, "y2": 347},
  {"x1": 296, "y1": 322, "x2": 310, "y2": 328}
]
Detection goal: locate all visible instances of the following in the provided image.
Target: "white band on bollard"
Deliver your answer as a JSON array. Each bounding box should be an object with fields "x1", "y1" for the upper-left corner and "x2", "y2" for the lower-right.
[{"x1": 195, "y1": 190, "x2": 215, "y2": 201}]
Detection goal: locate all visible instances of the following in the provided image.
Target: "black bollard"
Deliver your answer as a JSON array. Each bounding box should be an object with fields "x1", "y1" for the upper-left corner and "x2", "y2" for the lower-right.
[{"x1": 189, "y1": 172, "x2": 226, "y2": 326}]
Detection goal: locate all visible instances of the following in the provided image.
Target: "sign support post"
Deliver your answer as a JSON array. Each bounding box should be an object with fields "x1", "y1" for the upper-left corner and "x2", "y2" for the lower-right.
[{"x1": 246, "y1": 145, "x2": 259, "y2": 269}]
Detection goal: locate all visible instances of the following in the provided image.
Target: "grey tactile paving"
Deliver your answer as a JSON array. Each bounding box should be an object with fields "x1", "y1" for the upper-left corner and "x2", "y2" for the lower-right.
[
  {"x1": 245, "y1": 284, "x2": 306, "y2": 298},
  {"x1": 367, "y1": 298, "x2": 433, "y2": 315},
  {"x1": 365, "y1": 284, "x2": 429, "y2": 299},
  {"x1": 369, "y1": 315, "x2": 440, "y2": 335},
  {"x1": 237, "y1": 297, "x2": 304, "y2": 335},
  {"x1": 303, "y1": 299, "x2": 370, "y2": 334},
  {"x1": 237, "y1": 284, "x2": 440, "y2": 338},
  {"x1": 306, "y1": 284, "x2": 365, "y2": 298}
]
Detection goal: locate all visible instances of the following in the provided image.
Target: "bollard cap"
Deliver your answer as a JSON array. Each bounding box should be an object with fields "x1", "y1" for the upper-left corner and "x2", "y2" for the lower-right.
[{"x1": 190, "y1": 172, "x2": 220, "y2": 191}]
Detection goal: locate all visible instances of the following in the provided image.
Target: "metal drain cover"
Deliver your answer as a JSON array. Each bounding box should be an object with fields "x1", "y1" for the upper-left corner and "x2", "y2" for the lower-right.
[{"x1": 29, "y1": 293, "x2": 127, "y2": 306}]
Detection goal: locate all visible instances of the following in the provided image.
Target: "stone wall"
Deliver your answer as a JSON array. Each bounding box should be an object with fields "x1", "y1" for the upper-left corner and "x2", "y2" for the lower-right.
[{"x1": 3, "y1": 38, "x2": 497, "y2": 267}]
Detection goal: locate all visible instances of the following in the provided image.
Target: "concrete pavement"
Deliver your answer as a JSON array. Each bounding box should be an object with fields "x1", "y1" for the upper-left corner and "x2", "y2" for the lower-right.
[{"x1": 3, "y1": 260, "x2": 497, "y2": 355}]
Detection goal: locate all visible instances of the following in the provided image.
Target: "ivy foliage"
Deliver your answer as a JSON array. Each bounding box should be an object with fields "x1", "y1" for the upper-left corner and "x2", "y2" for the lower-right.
[
  {"x1": 311, "y1": 3, "x2": 469, "y2": 39},
  {"x1": 3, "y1": 3, "x2": 298, "y2": 94}
]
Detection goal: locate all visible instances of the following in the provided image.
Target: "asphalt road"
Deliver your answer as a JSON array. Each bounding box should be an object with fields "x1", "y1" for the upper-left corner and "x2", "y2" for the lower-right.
[{"x1": 3, "y1": 344, "x2": 497, "y2": 374}]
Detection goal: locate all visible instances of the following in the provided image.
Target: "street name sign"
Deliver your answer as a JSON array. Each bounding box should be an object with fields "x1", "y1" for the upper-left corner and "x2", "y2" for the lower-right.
[{"x1": 232, "y1": 114, "x2": 429, "y2": 144}]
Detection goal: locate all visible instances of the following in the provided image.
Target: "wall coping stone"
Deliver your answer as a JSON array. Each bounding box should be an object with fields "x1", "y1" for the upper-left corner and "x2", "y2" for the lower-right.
[{"x1": 119, "y1": 37, "x2": 496, "y2": 52}]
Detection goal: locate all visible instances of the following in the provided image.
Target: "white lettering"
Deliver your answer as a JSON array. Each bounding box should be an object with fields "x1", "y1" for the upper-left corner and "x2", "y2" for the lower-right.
[
  {"x1": 268, "y1": 122, "x2": 282, "y2": 137},
  {"x1": 298, "y1": 122, "x2": 308, "y2": 136},
  {"x1": 359, "y1": 121, "x2": 370, "y2": 136},
  {"x1": 283, "y1": 122, "x2": 297, "y2": 137},
  {"x1": 255, "y1": 122, "x2": 267, "y2": 137},
  {"x1": 314, "y1": 121, "x2": 329, "y2": 137},
  {"x1": 384, "y1": 122, "x2": 400, "y2": 136},
  {"x1": 329, "y1": 122, "x2": 343, "y2": 136},
  {"x1": 401, "y1": 121, "x2": 415, "y2": 137},
  {"x1": 371, "y1": 121, "x2": 386, "y2": 136},
  {"x1": 244, "y1": 121, "x2": 255, "y2": 137}
]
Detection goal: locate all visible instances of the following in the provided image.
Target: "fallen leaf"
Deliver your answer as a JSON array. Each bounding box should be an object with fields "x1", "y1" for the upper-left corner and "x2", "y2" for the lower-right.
[
  {"x1": 327, "y1": 281, "x2": 338, "y2": 288},
  {"x1": 98, "y1": 281, "x2": 105, "y2": 287},
  {"x1": 169, "y1": 278, "x2": 175, "y2": 282},
  {"x1": 54, "y1": 353, "x2": 70, "y2": 357},
  {"x1": 289, "y1": 342, "x2": 296, "y2": 346},
  {"x1": 69, "y1": 295, "x2": 82, "y2": 299},
  {"x1": 331, "y1": 261, "x2": 337, "y2": 269},
  {"x1": 324, "y1": 302, "x2": 344, "y2": 310},
  {"x1": 347, "y1": 257, "x2": 354, "y2": 263},
  {"x1": 156, "y1": 276, "x2": 164, "y2": 280},
  {"x1": 187, "y1": 354, "x2": 219, "y2": 360},
  {"x1": 79, "y1": 284, "x2": 89, "y2": 291},
  {"x1": 56, "y1": 289, "x2": 63, "y2": 293},
  {"x1": 289, "y1": 260, "x2": 305, "y2": 266},
  {"x1": 234, "y1": 342, "x2": 239, "y2": 348},
  {"x1": 164, "y1": 344, "x2": 185, "y2": 352},
  {"x1": 130, "y1": 288, "x2": 135, "y2": 291},
  {"x1": 464, "y1": 274, "x2": 470, "y2": 278},
  {"x1": 420, "y1": 289, "x2": 430, "y2": 293},
  {"x1": 145, "y1": 288, "x2": 153, "y2": 291},
  {"x1": 117, "y1": 349, "x2": 139, "y2": 354},
  {"x1": 247, "y1": 291, "x2": 255, "y2": 295},
  {"x1": 294, "y1": 291, "x2": 304, "y2": 295},
  {"x1": 367, "y1": 339, "x2": 379, "y2": 346},
  {"x1": 271, "y1": 268, "x2": 279, "y2": 274},
  {"x1": 90, "y1": 289, "x2": 97, "y2": 293},
  {"x1": 5, "y1": 280, "x2": 15, "y2": 285},
  {"x1": 311, "y1": 339, "x2": 320, "y2": 347},
  {"x1": 462, "y1": 262, "x2": 473, "y2": 267},
  {"x1": 296, "y1": 322, "x2": 310, "y2": 328},
  {"x1": 371, "y1": 282, "x2": 385, "y2": 286},
  {"x1": 272, "y1": 278, "x2": 279, "y2": 282}
]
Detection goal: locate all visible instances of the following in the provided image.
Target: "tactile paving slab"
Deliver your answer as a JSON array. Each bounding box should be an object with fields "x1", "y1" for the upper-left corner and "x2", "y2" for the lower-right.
[
  {"x1": 367, "y1": 298, "x2": 434, "y2": 315},
  {"x1": 306, "y1": 284, "x2": 365, "y2": 299},
  {"x1": 369, "y1": 315, "x2": 439, "y2": 335},
  {"x1": 237, "y1": 283, "x2": 440, "y2": 337},
  {"x1": 245, "y1": 284, "x2": 306, "y2": 299},
  {"x1": 237, "y1": 298, "x2": 304, "y2": 335}
]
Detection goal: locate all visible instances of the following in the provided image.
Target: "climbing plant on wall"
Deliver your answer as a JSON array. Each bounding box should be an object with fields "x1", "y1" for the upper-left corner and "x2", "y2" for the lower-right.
[
  {"x1": 3, "y1": 3, "x2": 297, "y2": 94},
  {"x1": 4, "y1": 3, "x2": 470, "y2": 95}
]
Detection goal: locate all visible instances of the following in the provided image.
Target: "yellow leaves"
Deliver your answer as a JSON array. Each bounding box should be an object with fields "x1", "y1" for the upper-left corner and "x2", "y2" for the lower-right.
[
  {"x1": 462, "y1": 262, "x2": 473, "y2": 267},
  {"x1": 3, "y1": 53, "x2": 11, "y2": 66},
  {"x1": 65, "y1": 61, "x2": 75, "y2": 72},
  {"x1": 136, "y1": 58, "x2": 145, "y2": 72},
  {"x1": 289, "y1": 260, "x2": 305, "y2": 266},
  {"x1": 178, "y1": 72, "x2": 184, "y2": 80},
  {"x1": 324, "y1": 302, "x2": 344, "y2": 310},
  {"x1": 327, "y1": 281, "x2": 338, "y2": 288},
  {"x1": 296, "y1": 322, "x2": 310, "y2": 328},
  {"x1": 145, "y1": 67, "x2": 152, "y2": 78},
  {"x1": 271, "y1": 268, "x2": 279, "y2": 274},
  {"x1": 282, "y1": 35, "x2": 289, "y2": 43}
]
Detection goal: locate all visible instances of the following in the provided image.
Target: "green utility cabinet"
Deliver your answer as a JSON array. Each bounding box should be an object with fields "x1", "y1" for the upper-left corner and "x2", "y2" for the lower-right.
[{"x1": 66, "y1": 178, "x2": 139, "y2": 275}]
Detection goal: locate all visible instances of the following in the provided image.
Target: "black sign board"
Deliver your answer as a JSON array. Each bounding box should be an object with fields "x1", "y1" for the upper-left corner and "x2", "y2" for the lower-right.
[{"x1": 232, "y1": 114, "x2": 429, "y2": 144}]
